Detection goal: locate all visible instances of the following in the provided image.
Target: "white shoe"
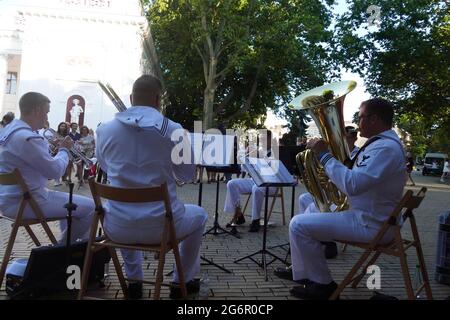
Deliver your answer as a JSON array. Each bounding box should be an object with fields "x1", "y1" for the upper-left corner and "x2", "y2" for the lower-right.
[
  {"x1": 440, "y1": 179, "x2": 445, "y2": 183},
  {"x1": 54, "y1": 182, "x2": 62, "y2": 186}
]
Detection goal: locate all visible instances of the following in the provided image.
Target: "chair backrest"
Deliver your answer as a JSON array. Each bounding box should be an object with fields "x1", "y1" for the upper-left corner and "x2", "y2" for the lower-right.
[
  {"x1": 88, "y1": 177, "x2": 174, "y2": 244},
  {"x1": 88, "y1": 178, "x2": 171, "y2": 208},
  {"x1": 366, "y1": 187, "x2": 427, "y2": 247},
  {"x1": 0, "y1": 168, "x2": 58, "y2": 244},
  {"x1": 383, "y1": 187, "x2": 427, "y2": 226},
  {"x1": 0, "y1": 169, "x2": 29, "y2": 192}
]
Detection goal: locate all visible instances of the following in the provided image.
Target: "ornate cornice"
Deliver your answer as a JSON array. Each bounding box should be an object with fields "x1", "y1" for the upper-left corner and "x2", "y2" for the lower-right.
[{"x1": 17, "y1": 9, "x2": 147, "y2": 27}]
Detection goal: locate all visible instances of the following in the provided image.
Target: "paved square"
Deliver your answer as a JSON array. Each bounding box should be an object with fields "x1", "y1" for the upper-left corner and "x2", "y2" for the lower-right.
[{"x1": 1, "y1": 171, "x2": 449, "y2": 300}]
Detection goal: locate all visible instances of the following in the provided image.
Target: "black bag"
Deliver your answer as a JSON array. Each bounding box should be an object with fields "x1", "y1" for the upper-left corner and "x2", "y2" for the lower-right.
[
  {"x1": 5, "y1": 237, "x2": 110, "y2": 299},
  {"x1": 370, "y1": 291, "x2": 398, "y2": 300}
]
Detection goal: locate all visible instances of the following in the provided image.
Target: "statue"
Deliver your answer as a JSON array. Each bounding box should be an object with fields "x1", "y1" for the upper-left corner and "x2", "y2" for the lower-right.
[{"x1": 69, "y1": 98, "x2": 84, "y2": 124}]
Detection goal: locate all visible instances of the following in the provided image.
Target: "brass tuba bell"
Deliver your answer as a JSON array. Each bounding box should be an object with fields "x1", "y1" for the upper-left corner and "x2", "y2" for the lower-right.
[{"x1": 290, "y1": 80, "x2": 357, "y2": 212}]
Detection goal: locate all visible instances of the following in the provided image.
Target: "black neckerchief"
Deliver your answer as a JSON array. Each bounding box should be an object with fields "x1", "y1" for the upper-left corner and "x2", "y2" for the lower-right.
[{"x1": 350, "y1": 136, "x2": 382, "y2": 169}]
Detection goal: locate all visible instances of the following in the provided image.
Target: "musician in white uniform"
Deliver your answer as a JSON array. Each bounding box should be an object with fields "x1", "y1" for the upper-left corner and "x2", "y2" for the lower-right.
[
  {"x1": 0, "y1": 92, "x2": 94, "y2": 243},
  {"x1": 278, "y1": 98, "x2": 406, "y2": 299},
  {"x1": 223, "y1": 130, "x2": 277, "y2": 232},
  {"x1": 96, "y1": 75, "x2": 208, "y2": 299},
  {"x1": 298, "y1": 125, "x2": 360, "y2": 215}
]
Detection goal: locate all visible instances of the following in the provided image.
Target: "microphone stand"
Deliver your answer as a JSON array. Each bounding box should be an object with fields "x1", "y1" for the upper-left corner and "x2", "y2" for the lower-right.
[{"x1": 64, "y1": 183, "x2": 77, "y2": 270}]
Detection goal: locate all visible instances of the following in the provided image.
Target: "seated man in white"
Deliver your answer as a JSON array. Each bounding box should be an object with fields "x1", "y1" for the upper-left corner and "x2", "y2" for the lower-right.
[
  {"x1": 96, "y1": 75, "x2": 208, "y2": 299},
  {"x1": 0, "y1": 92, "x2": 94, "y2": 243},
  {"x1": 275, "y1": 98, "x2": 406, "y2": 299},
  {"x1": 223, "y1": 130, "x2": 277, "y2": 232},
  {"x1": 293, "y1": 125, "x2": 361, "y2": 260}
]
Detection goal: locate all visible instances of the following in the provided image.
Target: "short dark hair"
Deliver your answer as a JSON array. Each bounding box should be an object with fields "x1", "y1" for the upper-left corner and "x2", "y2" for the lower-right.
[
  {"x1": 80, "y1": 125, "x2": 89, "y2": 134},
  {"x1": 345, "y1": 125, "x2": 357, "y2": 137},
  {"x1": 19, "y1": 92, "x2": 50, "y2": 116},
  {"x1": 2, "y1": 112, "x2": 15, "y2": 125},
  {"x1": 361, "y1": 98, "x2": 394, "y2": 127},
  {"x1": 132, "y1": 75, "x2": 162, "y2": 105},
  {"x1": 71, "y1": 122, "x2": 78, "y2": 127}
]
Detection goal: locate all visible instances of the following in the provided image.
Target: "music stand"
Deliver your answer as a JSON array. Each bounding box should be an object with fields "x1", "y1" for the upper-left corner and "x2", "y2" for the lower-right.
[
  {"x1": 268, "y1": 146, "x2": 303, "y2": 260},
  {"x1": 233, "y1": 157, "x2": 297, "y2": 281},
  {"x1": 196, "y1": 133, "x2": 240, "y2": 273},
  {"x1": 200, "y1": 165, "x2": 241, "y2": 239}
]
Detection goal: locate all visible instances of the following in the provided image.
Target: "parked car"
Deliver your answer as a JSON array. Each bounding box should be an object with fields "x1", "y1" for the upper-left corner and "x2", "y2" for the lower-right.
[{"x1": 422, "y1": 153, "x2": 448, "y2": 175}]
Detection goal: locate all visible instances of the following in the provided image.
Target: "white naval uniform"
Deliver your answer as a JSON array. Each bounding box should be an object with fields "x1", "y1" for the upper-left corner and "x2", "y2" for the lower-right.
[
  {"x1": 223, "y1": 151, "x2": 277, "y2": 221},
  {"x1": 0, "y1": 119, "x2": 94, "y2": 243},
  {"x1": 96, "y1": 106, "x2": 208, "y2": 283},
  {"x1": 290, "y1": 130, "x2": 406, "y2": 284},
  {"x1": 297, "y1": 146, "x2": 360, "y2": 214}
]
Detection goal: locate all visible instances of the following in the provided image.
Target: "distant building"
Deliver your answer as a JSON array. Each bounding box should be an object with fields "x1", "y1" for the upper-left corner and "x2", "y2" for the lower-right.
[{"x1": 0, "y1": 0, "x2": 155, "y2": 129}]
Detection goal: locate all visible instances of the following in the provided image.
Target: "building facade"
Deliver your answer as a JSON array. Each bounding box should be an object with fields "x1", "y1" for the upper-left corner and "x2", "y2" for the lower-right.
[{"x1": 0, "y1": 0, "x2": 153, "y2": 129}]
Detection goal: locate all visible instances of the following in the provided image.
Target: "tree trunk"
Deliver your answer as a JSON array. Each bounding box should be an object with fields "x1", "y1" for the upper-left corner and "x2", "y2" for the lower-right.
[{"x1": 203, "y1": 87, "x2": 215, "y2": 130}]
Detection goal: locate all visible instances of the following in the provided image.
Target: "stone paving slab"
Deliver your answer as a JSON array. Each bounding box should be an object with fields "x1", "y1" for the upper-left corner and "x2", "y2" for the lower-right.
[{"x1": 1, "y1": 171, "x2": 450, "y2": 300}]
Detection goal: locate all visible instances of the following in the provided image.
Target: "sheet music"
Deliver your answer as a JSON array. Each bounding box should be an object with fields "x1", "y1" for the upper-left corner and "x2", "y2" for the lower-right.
[
  {"x1": 188, "y1": 133, "x2": 236, "y2": 166},
  {"x1": 242, "y1": 157, "x2": 296, "y2": 187}
]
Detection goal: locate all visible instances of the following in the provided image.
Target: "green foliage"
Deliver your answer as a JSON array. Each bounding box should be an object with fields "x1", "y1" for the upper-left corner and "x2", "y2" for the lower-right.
[
  {"x1": 141, "y1": 0, "x2": 337, "y2": 131},
  {"x1": 280, "y1": 108, "x2": 310, "y2": 146},
  {"x1": 335, "y1": 0, "x2": 449, "y2": 154}
]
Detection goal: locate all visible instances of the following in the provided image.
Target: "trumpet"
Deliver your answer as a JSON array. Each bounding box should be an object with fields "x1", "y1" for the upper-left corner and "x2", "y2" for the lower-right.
[{"x1": 43, "y1": 128, "x2": 94, "y2": 167}]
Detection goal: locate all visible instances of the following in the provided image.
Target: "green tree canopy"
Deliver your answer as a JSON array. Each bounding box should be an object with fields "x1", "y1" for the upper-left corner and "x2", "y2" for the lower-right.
[
  {"x1": 142, "y1": 0, "x2": 338, "y2": 133},
  {"x1": 335, "y1": 0, "x2": 449, "y2": 155}
]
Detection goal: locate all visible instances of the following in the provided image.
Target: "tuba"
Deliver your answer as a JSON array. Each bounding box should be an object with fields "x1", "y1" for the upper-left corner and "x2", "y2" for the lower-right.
[{"x1": 290, "y1": 80, "x2": 357, "y2": 212}]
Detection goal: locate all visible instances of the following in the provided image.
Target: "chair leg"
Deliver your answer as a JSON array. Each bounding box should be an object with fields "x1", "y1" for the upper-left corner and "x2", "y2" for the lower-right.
[
  {"x1": 0, "y1": 222, "x2": 20, "y2": 289},
  {"x1": 341, "y1": 244, "x2": 347, "y2": 252},
  {"x1": 109, "y1": 247, "x2": 129, "y2": 299},
  {"x1": 267, "y1": 195, "x2": 277, "y2": 222},
  {"x1": 398, "y1": 251, "x2": 415, "y2": 300},
  {"x1": 172, "y1": 245, "x2": 187, "y2": 299},
  {"x1": 77, "y1": 244, "x2": 95, "y2": 299},
  {"x1": 330, "y1": 248, "x2": 373, "y2": 300},
  {"x1": 153, "y1": 250, "x2": 166, "y2": 300},
  {"x1": 351, "y1": 251, "x2": 381, "y2": 288},
  {"x1": 242, "y1": 194, "x2": 251, "y2": 215},
  {"x1": 395, "y1": 230, "x2": 415, "y2": 300},
  {"x1": 280, "y1": 190, "x2": 286, "y2": 226},
  {"x1": 27, "y1": 200, "x2": 58, "y2": 245},
  {"x1": 410, "y1": 217, "x2": 433, "y2": 299},
  {"x1": 24, "y1": 225, "x2": 41, "y2": 246},
  {"x1": 78, "y1": 215, "x2": 100, "y2": 299}
]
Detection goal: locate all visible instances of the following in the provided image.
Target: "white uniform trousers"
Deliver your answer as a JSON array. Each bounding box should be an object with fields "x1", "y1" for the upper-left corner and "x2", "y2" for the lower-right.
[
  {"x1": 104, "y1": 204, "x2": 208, "y2": 283},
  {"x1": 3, "y1": 190, "x2": 94, "y2": 243},
  {"x1": 224, "y1": 178, "x2": 277, "y2": 220},
  {"x1": 289, "y1": 210, "x2": 395, "y2": 284},
  {"x1": 298, "y1": 192, "x2": 318, "y2": 214}
]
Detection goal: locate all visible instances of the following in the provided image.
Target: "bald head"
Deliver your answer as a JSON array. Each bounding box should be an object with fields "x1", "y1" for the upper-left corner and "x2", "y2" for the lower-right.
[{"x1": 131, "y1": 75, "x2": 162, "y2": 109}]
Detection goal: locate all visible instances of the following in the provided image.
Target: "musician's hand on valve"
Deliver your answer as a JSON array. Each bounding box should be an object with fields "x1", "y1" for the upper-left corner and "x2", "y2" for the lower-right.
[
  {"x1": 307, "y1": 138, "x2": 328, "y2": 155},
  {"x1": 60, "y1": 136, "x2": 74, "y2": 150}
]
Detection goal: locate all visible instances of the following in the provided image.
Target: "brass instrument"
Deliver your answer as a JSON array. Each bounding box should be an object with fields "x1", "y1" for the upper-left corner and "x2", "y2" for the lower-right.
[
  {"x1": 43, "y1": 128, "x2": 94, "y2": 167},
  {"x1": 290, "y1": 80, "x2": 357, "y2": 212},
  {"x1": 98, "y1": 81, "x2": 127, "y2": 112}
]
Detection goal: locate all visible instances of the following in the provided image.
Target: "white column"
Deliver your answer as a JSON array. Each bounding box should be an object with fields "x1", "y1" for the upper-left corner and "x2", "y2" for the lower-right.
[{"x1": 0, "y1": 54, "x2": 8, "y2": 115}]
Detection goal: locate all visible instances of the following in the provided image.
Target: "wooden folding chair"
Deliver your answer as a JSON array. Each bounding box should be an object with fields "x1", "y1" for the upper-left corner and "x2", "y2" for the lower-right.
[
  {"x1": 331, "y1": 187, "x2": 433, "y2": 300},
  {"x1": 0, "y1": 169, "x2": 62, "y2": 289},
  {"x1": 242, "y1": 187, "x2": 286, "y2": 225},
  {"x1": 78, "y1": 178, "x2": 187, "y2": 300}
]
